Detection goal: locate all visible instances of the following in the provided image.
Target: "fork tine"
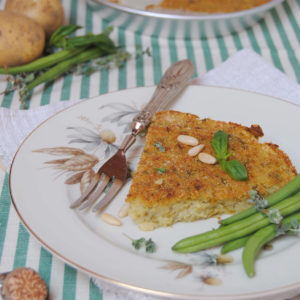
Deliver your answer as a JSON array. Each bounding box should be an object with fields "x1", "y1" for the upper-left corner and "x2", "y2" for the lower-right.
[
  {"x1": 92, "y1": 178, "x2": 123, "y2": 212},
  {"x1": 69, "y1": 173, "x2": 100, "y2": 208},
  {"x1": 78, "y1": 174, "x2": 110, "y2": 210}
]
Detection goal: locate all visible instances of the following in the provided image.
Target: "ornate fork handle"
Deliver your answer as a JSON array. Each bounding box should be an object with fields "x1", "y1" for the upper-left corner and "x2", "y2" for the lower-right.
[
  {"x1": 132, "y1": 59, "x2": 194, "y2": 134},
  {"x1": 120, "y1": 59, "x2": 194, "y2": 152}
]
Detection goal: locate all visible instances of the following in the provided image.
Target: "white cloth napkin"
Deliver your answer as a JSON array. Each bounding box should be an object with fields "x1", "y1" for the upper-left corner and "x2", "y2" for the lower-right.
[{"x1": 1, "y1": 48, "x2": 300, "y2": 300}]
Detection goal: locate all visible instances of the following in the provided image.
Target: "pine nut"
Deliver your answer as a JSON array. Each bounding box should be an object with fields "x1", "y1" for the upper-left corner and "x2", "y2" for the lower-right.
[
  {"x1": 188, "y1": 144, "x2": 205, "y2": 156},
  {"x1": 177, "y1": 135, "x2": 198, "y2": 146},
  {"x1": 217, "y1": 254, "x2": 234, "y2": 264},
  {"x1": 198, "y1": 153, "x2": 217, "y2": 164},
  {"x1": 203, "y1": 277, "x2": 222, "y2": 286},
  {"x1": 101, "y1": 213, "x2": 122, "y2": 226},
  {"x1": 154, "y1": 178, "x2": 163, "y2": 185},
  {"x1": 118, "y1": 203, "x2": 130, "y2": 218}
]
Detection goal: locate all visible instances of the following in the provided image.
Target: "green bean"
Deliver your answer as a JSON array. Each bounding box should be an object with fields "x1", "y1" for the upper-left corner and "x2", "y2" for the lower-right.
[
  {"x1": 175, "y1": 217, "x2": 270, "y2": 253},
  {"x1": 23, "y1": 47, "x2": 105, "y2": 93},
  {"x1": 65, "y1": 33, "x2": 116, "y2": 52},
  {"x1": 221, "y1": 174, "x2": 300, "y2": 226},
  {"x1": 242, "y1": 212, "x2": 300, "y2": 277},
  {"x1": 48, "y1": 24, "x2": 82, "y2": 47},
  {"x1": 242, "y1": 226, "x2": 275, "y2": 277},
  {"x1": 0, "y1": 27, "x2": 116, "y2": 76},
  {"x1": 172, "y1": 192, "x2": 300, "y2": 253},
  {"x1": 0, "y1": 49, "x2": 85, "y2": 75},
  {"x1": 221, "y1": 235, "x2": 250, "y2": 254},
  {"x1": 173, "y1": 192, "x2": 300, "y2": 251},
  {"x1": 48, "y1": 25, "x2": 114, "y2": 49}
]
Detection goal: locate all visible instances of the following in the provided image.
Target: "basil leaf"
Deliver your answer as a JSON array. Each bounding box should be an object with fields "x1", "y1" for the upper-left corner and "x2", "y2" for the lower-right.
[
  {"x1": 224, "y1": 160, "x2": 248, "y2": 181},
  {"x1": 211, "y1": 130, "x2": 248, "y2": 181},
  {"x1": 219, "y1": 159, "x2": 227, "y2": 171},
  {"x1": 211, "y1": 130, "x2": 228, "y2": 160}
]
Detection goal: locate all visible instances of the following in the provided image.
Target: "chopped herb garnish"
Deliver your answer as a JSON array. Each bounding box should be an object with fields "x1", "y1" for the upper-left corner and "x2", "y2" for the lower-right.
[
  {"x1": 132, "y1": 238, "x2": 146, "y2": 250},
  {"x1": 131, "y1": 237, "x2": 156, "y2": 253},
  {"x1": 145, "y1": 238, "x2": 156, "y2": 253},
  {"x1": 155, "y1": 167, "x2": 166, "y2": 174},
  {"x1": 154, "y1": 142, "x2": 165, "y2": 152}
]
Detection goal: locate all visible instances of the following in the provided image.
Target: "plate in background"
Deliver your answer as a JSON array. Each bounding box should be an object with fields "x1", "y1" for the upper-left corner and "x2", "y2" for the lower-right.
[{"x1": 87, "y1": 0, "x2": 284, "y2": 38}]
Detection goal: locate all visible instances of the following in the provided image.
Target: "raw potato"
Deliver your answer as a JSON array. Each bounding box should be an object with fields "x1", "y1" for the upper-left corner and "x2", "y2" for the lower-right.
[
  {"x1": 5, "y1": 0, "x2": 65, "y2": 38},
  {"x1": 0, "y1": 11, "x2": 45, "y2": 67}
]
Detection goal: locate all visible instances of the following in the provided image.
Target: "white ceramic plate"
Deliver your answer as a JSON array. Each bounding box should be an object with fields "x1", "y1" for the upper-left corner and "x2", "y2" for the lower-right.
[{"x1": 9, "y1": 86, "x2": 300, "y2": 299}]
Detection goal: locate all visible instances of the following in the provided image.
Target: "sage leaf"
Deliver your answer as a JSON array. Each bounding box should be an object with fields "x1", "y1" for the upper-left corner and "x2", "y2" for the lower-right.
[{"x1": 224, "y1": 160, "x2": 248, "y2": 181}]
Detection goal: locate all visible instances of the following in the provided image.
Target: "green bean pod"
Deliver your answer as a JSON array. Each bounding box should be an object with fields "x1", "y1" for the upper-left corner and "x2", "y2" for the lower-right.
[
  {"x1": 221, "y1": 174, "x2": 300, "y2": 226},
  {"x1": 48, "y1": 24, "x2": 82, "y2": 47},
  {"x1": 0, "y1": 48, "x2": 85, "y2": 75},
  {"x1": 172, "y1": 192, "x2": 300, "y2": 253},
  {"x1": 221, "y1": 235, "x2": 250, "y2": 254},
  {"x1": 65, "y1": 34, "x2": 116, "y2": 53},
  {"x1": 242, "y1": 211, "x2": 300, "y2": 277},
  {"x1": 23, "y1": 47, "x2": 106, "y2": 93}
]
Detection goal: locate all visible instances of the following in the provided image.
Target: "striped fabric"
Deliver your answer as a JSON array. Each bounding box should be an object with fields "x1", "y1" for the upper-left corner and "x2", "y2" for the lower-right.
[{"x1": 0, "y1": 0, "x2": 299, "y2": 298}]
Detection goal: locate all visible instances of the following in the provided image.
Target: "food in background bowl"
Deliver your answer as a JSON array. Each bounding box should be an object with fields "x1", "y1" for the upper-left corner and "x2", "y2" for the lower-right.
[
  {"x1": 106, "y1": 0, "x2": 273, "y2": 13},
  {"x1": 150, "y1": 0, "x2": 273, "y2": 13}
]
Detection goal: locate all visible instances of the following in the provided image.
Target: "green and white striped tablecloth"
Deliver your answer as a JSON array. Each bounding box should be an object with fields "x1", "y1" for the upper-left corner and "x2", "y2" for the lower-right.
[{"x1": 0, "y1": 0, "x2": 300, "y2": 299}]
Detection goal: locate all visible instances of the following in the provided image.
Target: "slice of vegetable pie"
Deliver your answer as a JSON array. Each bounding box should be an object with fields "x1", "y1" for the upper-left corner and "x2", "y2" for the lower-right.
[{"x1": 125, "y1": 110, "x2": 297, "y2": 231}]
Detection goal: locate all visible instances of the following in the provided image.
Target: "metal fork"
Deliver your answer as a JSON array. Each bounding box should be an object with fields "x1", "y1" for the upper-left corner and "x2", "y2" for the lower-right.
[{"x1": 70, "y1": 59, "x2": 194, "y2": 212}]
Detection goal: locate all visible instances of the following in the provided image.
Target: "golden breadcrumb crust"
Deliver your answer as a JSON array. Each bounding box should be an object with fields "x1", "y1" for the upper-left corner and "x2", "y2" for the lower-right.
[{"x1": 126, "y1": 111, "x2": 297, "y2": 231}]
